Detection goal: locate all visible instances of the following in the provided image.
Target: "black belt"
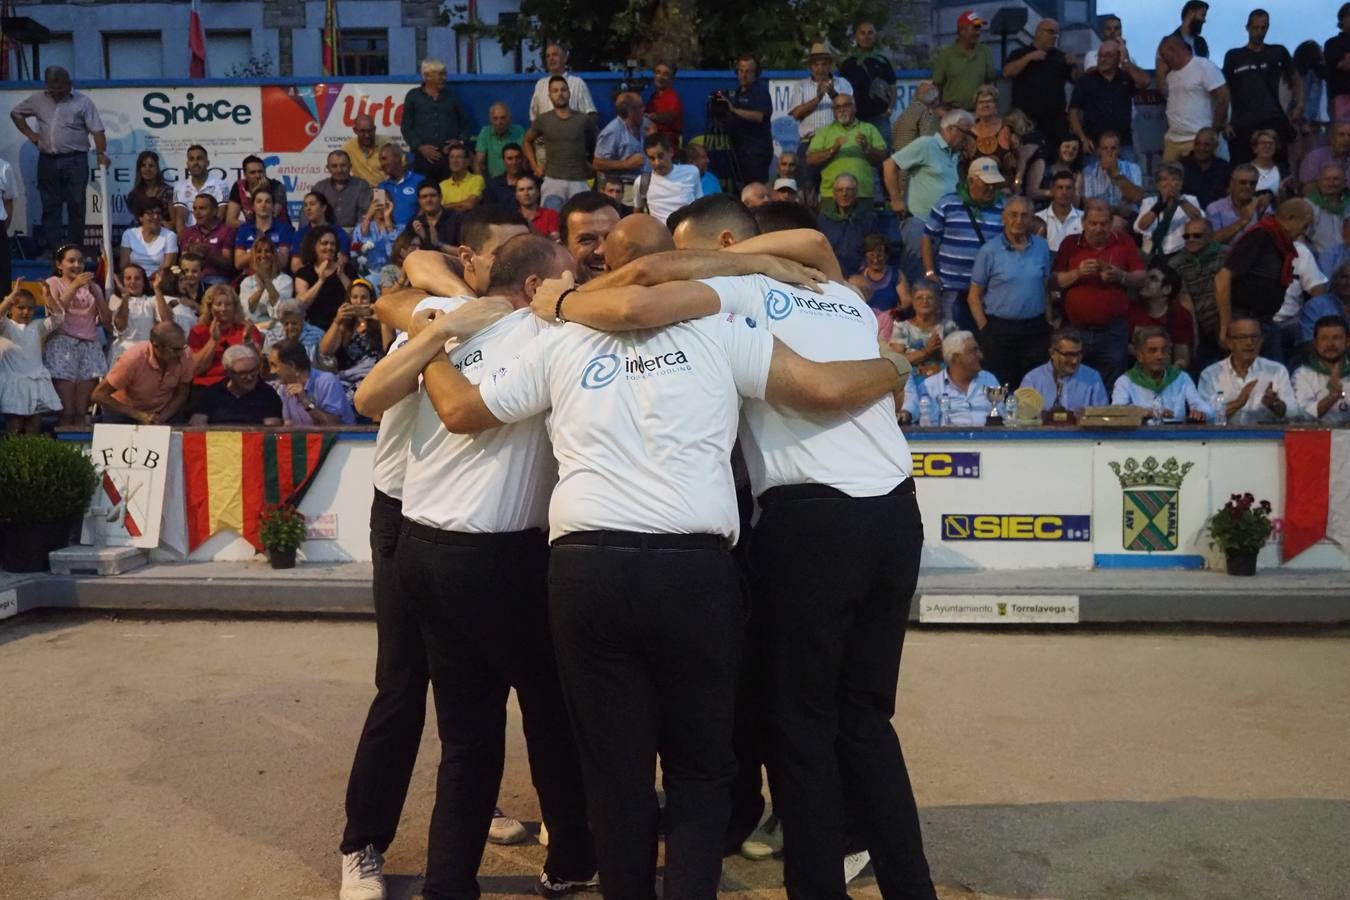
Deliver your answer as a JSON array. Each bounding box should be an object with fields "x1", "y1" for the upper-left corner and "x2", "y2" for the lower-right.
[
  {"x1": 553, "y1": 530, "x2": 727, "y2": 550},
  {"x1": 758, "y1": 478, "x2": 914, "y2": 507},
  {"x1": 400, "y1": 519, "x2": 543, "y2": 547},
  {"x1": 40, "y1": 150, "x2": 86, "y2": 157},
  {"x1": 986, "y1": 315, "x2": 1050, "y2": 327}
]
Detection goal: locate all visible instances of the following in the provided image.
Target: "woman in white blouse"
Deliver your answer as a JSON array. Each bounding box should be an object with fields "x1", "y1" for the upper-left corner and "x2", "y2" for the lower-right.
[
  {"x1": 118, "y1": 200, "x2": 178, "y2": 277},
  {"x1": 238, "y1": 237, "x2": 294, "y2": 331}
]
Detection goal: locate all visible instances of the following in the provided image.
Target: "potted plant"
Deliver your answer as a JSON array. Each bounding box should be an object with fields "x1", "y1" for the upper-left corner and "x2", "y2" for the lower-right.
[
  {"x1": 0, "y1": 435, "x2": 100, "y2": 572},
  {"x1": 1205, "y1": 493, "x2": 1273, "y2": 576},
  {"x1": 258, "y1": 503, "x2": 306, "y2": 569}
]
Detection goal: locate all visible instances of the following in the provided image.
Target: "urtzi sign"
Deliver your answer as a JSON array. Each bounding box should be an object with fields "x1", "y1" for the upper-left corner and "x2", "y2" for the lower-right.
[{"x1": 83, "y1": 424, "x2": 173, "y2": 549}]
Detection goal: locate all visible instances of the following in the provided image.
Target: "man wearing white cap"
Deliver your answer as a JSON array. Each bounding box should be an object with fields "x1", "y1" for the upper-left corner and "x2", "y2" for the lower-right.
[
  {"x1": 921, "y1": 156, "x2": 1007, "y2": 331},
  {"x1": 789, "y1": 43, "x2": 854, "y2": 197},
  {"x1": 773, "y1": 178, "x2": 800, "y2": 202}
]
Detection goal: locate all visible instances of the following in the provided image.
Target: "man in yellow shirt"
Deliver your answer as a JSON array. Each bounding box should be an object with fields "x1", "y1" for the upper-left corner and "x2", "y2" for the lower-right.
[
  {"x1": 341, "y1": 114, "x2": 400, "y2": 187},
  {"x1": 438, "y1": 142, "x2": 485, "y2": 212}
]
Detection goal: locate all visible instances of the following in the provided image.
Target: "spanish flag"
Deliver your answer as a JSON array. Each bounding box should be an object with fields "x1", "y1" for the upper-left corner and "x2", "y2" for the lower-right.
[{"x1": 182, "y1": 431, "x2": 336, "y2": 551}]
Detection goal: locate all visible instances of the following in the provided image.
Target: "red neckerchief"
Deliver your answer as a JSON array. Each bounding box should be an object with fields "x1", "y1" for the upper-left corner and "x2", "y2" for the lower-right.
[{"x1": 1240, "y1": 217, "x2": 1296, "y2": 287}]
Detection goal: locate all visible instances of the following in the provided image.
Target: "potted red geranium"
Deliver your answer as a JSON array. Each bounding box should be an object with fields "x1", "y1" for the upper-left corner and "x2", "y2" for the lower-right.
[
  {"x1": 1205, "y1": 493, "x2": 1273, "y2": 576},
  {"x1": 258, "y1": 503, "x2": 306, "y2": 569}
]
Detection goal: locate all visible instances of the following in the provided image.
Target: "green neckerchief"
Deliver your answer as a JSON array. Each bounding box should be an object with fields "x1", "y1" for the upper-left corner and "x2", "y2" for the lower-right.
[
  {"x1": 1307, "y1": 354, "x2": 1350, "y2": 378},
  {"x1": 1125, "y1": 363, "x2": 1183, "y2": 394},
  {"x1": 1307, "y1": 187, "x2": 1350, "y2": 217},
  {"x1": 957, "y1": 181, "x2": 1002, "y2": 210}
]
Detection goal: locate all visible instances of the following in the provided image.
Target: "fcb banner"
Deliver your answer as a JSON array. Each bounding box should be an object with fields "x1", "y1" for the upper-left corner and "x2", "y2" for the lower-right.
[{"x1": 182, "y1": 430, "x2": 336, "y2": 551}]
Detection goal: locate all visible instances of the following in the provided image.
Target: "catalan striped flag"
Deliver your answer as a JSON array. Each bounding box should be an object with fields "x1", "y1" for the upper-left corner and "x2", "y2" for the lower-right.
[{"x1": 182, "y1": 431, "x2": 336, "y2": 551}]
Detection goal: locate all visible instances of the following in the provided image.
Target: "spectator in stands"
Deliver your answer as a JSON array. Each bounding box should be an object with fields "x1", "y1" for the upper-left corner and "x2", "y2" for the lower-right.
[
  {"x1": 1026, "y1": 137, "x2": 1084, "y2": 206},
  {"x1": 0, "y1": 153, "x2": 14, "y2": 290},
  {"x1": 647, "y1": 61, "x2": 684, "y2": 150},
  {"x1": 724, "y1": 54, "x2": 774, "y2": 191},
  {"x1": 438, "y1": 141, "x2": 484, "y2": 214},
  {"x1": 9, "y1": 66, "x2": 108, "y2": 255},
  {"x1": 1272, "y1": 218, "x2": 1332, "y2": 362},
  {"x1": 401, "y1": 59, "x2": 470, "y2": 184},
  {"x1": 1156, "y1": 1, "x2": 1212, "y2": 88},
  {"x1": 1003, "y1": 18, "x2": 1073, "y2": 146},
  {"x1": 312, "y1": 150, "x2": 373, "y2": 230},
  {"x1": 1327, "y1": 6, "x2": 1350, "y2": 123},
  {"x1": 808, "y1": 93, "x2": 886, "y2": 214},
  {"x1": 740, "y1": 182, "x2": 771, "y2": 208},
  {"x1": 239, "y1": 237, "x2": 294, "y2": 330},
  {"x1": 525, "y1": 77, "x2": 600, "y2": 212},
  {"x1": 178, "y1": 194, "x2": 235, "y2": 286},
  {"x1": 776, "y1": 152, "x2": 803, "y2": 203},
  {"x1": 853, "y1": 232, "x2": 907, "y2": 313},
  {"x1": 789, "y1": 43, "x2": 854, "y2": 197},
  {"x1": 561, "y1": 192, "x2": 621, "y2": 283},
  {"x1": 528, "y1": 43, "x2": 598, "y2": 123},
  {"x1": 1111, "y1": 326, "x2": 1211, "y2": 421},
  {"x1": 483, "y1": 143, "x2": 529, "y2": 207},
  {"x1": 1215, "y1": 198, "x2": 1317, "y2": 358},
  {"x1": 932, "y1": 11, "x2": 995, "y2": 111},
  {"x1": 1020, "y1": 328, "x2": 1108, "y2": 413},
  {"x1": 318, "y1": 279, "x2": 386, "y2": 400},
  {"x1": 515, "y1": 174, "x2": 560, "y2": 239},
  {"x1": 594, "y1": 92, "x2": 649, "y2": 201},
  {"x1": 1035, "y1": 171, "x2": 1084, "y2": 251},
  {"x1": 1224, "y1": 10, "x2": 1303, "y2": 167},
  {"x1": 295, "y1": 226, "x2": 352, "y2": 331},
  {"x1": 0, "y1": 284, "x2": 60, "y2": 433},
  {"x1": 1292, "y1": 315, "x2": 1350, "y2": 423},
  {"x1": 1199, "y1": 317, "x2": 1297, "y2": 423},
  {"x1": 965, "y1": 86, "x2": 1020, "y2": 186},
  {"x1": 818, "y1": 174, "x2": 876, "y2": 277},
  {"x1": 226, "y1": 155, "x2": 289, "y2": 228},
  {"x1": 638, "y1": 134, "x2": 702, "y2": 225},
  {"x1": 353, "y1": 190, "x2": 399, "y2": 275},
  {"x1": 342, "y1": 115, "x2": 394, "y2": 189},
  {"x1": 1159, "y1": 35, "x2": 1230, "y2": 164},
  {"x1": 119, "y1": 200, "x2": 178, "y2": 279},
  {"x1": 922, "y1": 156, "x2": 1005, "y2": 331},
  {"x1": 1180, "y1": 128, "x2": 1232, "y2": 209},
  {"x1": 1081, "y1": 131, "x2": 1144, "y2": 228},
  {"x1": 262, "y1": 299, "x2": 324, "y2": 359},
  {"x1": 1248, "y1": 130, "x2": 1287, "y2": 194},
  {"x1": 378, "y1": 143, "x2": 426, "y2": 228},
  {"x1": 126, "y1": 151, "x2": 173, "y2": 220},
  {"x1": 188, "y1": 343, "x2": 282, "y2": 426},
  {"x1": 1298, "y1": 120, "x2": 1350, "y2": 192},
  {"x1": 293, "y1": 192, "x2": 352, "y2": 272},
  {"x1": 1084, "y1": 16, "x2": 1152, "y2": 88},
  {"x1": 1321, "y1": 216, "x2": 1350, "y2": 278},
  {"x1": 474, "y1": 102, "x2": 525, "y2": 179},
  {"x1": 106, "y1": 263, "x2": 167, "y2": 368},
  {"x1": 44, "y1": 244, "x2": 111, "y2": 427},
  {"x1": 885, "y1": 109, "x2": 970, "y2": 283},
  {"x1": 233, "y1": 187, "x2": 295, "y2": 275},
  {"x1": 188, "y1": 283, "x2": 263, "y2": 388},
  {"x1": 409, "y1": 182, "x2": 462, "y2": 254},
  {"x1": 882, "y1": 279, "x2": 951, "y2": 377},
  {"x1": 1135, "y1": 163, "x2": 1204, "y2": 263},
  {"x1": 773, "y1": 178, "x2": 800, "y2": 203},
  {"x1": 684, "y1": 143, "x2": 722, "y2": 197},
  {"x1": 600, "y1": 175, "x2": 630, "y2": 212},
  {"x1": 378, "y1": 230, "x2": 421, "y2": 294},
  {"x1": 891, "y1": 82, "x2": 941, "y2": 155},
  {"x1": 900, "y1": 330, "x2": 1000, "y2": 423},
  {"x1": 1053, "y1": 199, "x2": 1146, "y2": 383},
  {"x1": 1207, "y1": 164, "x2": 1269, "y2": 247},
  {"x1": 1301, "y1": 262, "x2": 1350, "y2": 344},
  {"x1": 1294, "y1": 42, "x2": 1326, "y2": 155},
  {"x1": 1129, "y1": 263, "x2": 1196, "y2": 369},
  {"x1": 842, "y1": 20, "x2": 897, "y2": 142},
  {"x1": 170, "y1": 145, "x2": 230, "y2": 232},
  {"x1": 1306, "y1": 163, "x2": 1350, "y2": 258},
  {"x1": 968, "y1": 196, "x2": 1053, "y2": 386},
  {"x1": 159, "y1": 251, "x2": 205, "y2": 333},
  {"x1": 269, "y1": 337, "x2": 354, "y2": 426},
  {"x1": 1171, "y1": 218, "x2": 1227, "y2": 371},
  {"x1": 1069, "y1": 40, "x2": 1137, "y2": 159},
  {"x1": 93, "y1": 322, "x2": 192, "y2": 425}
]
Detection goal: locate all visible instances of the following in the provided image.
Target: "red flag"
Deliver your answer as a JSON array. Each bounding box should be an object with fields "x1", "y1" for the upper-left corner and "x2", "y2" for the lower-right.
[
  {"x1": 188, "y1": 0, "x2": 208, "y2": 78},
  {"x1": 322, "y1": 0, "x2": 341, "y2": 77},
  {"x1": 1283, "y1": 430, "x2": 1331, "y2": 561}
]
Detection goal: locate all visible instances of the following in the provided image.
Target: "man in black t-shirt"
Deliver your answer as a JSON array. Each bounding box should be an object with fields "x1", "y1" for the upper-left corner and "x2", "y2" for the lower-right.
[
  {"x1": 840, "y1": 21, "x2": 898, "y2": 146},
  {"x1": 1180, "y1": 128, "x2": 1231, "y2": 209},
  {"x1": 1326, "y1": 5, "x2": 1350, "y2": 124},
  {"x1": 188, "y1": 344, "x2": 283, "y2": 426},
  {"x1": 1215, "y1": 199, "x2": 1314, "y2": 362},
  {"x1": 1222, "y1": 10, "x2": 1304, "y2": 166},
  {"x1": 1069, "y1": 41, "x2": 1136, "y2": 156},
  {"x1": 1003, "y1": 18, "x2": 1075, "y2": 146}
]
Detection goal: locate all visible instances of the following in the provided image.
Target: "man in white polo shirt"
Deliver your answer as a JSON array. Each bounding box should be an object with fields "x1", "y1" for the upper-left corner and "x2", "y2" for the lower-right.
[
  {"x1": 418, "y1": 216, "x2": 909, "y2": 900},
  {"x1": 534, "y1": 193, "x2": 935, "y2": 898}
]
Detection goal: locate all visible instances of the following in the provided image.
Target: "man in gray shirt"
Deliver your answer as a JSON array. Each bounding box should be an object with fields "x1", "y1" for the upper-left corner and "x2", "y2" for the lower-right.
[
  {"x1": 311, "y1": 150, "x2": 373, "y2": 229},
  {"x1": 10, "y1": 66, "x2": 108, "y2": 254},
  {"x1": 523, "y1": 76, "x2": 599, "y2": 212}
]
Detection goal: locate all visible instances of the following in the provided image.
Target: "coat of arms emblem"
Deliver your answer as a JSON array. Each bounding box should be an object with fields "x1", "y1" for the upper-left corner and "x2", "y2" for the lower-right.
[{"x1": 1108, "y1": 456, "x2": 1194, "y2": 551}]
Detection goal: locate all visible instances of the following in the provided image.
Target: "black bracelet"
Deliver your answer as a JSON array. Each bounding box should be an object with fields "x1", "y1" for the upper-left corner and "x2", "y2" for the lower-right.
[{"x1": 555, "y1": 287, "x2": 578, "y2": 323}]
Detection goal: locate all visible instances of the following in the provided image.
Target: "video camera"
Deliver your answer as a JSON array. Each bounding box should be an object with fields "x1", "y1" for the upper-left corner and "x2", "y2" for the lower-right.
[{"x1": 707, "y1": 90, "x2": 733, "y2": 121}]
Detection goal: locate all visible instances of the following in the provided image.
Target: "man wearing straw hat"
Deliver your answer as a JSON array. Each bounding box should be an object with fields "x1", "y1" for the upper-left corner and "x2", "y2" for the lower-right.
[{"x1": 789, "y1": 43, "x2": 854, "y2": 200}]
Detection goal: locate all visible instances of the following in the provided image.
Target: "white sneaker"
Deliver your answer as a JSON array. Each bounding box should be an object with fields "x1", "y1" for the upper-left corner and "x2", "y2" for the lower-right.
[
  {"x1": 539, "y1": 821, "x2": 550, "y2": 846},
  {"x1": 489, "y1": 807, "x2": 529, "y2": 845},
  {"x1": 340, "y1": 844, "x2": 386, "y2": 900},
  {"x1": 843, "y1": 850, "x2": 871, "y2": 885},
  {"x1": 739, "y1": 810, "x2": 783, "y2": 861}
]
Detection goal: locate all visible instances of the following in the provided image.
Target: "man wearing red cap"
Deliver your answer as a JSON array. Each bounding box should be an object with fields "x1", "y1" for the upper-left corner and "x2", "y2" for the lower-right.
[{"x1": 933, "y1": 11, "x2": 996, "y2": 111}]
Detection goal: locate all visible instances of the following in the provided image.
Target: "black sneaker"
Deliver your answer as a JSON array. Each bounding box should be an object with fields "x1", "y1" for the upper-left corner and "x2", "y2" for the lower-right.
[{"x1": 535, "y1": 869, "x2": 599, "y2": 897}]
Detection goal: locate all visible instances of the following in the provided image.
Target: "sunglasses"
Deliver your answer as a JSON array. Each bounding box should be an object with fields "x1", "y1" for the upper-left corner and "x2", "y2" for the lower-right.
[{"x1": 1183, "y1": 233, "x2": 1207, "y2": 239}]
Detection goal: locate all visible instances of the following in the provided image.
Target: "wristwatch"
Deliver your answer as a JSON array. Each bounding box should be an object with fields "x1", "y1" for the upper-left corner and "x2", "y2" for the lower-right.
[{"x1": 304, "y1": 397, "x2": 316, "y2": 412}]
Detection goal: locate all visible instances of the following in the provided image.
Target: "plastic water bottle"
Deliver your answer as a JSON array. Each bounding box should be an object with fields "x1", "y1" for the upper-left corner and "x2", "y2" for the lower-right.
[
  {"x1": 1004, "y1": 392, "x2": 1019, "y2": 425},
  {"x1": 1213, "y1": 391, "x2": 1227, "y2": 426},
  {"x1": 1149, "y1": 396, "x2": 1164, "y2": 425},
  {"x1": 918, "y1": 395, "x2": 933, "y2": 426},
  {"x1": 938, "y1": 394, "x2": 952, "y2": 426}
]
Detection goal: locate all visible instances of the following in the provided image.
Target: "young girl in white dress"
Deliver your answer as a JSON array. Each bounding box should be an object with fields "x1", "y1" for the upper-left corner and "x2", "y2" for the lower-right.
[
  {"x1": 0, "y1": 283, "x2": 63, "y2": 433},
  {"x1": 107, "y1": 263, "x2": 172, "y2": 368}
]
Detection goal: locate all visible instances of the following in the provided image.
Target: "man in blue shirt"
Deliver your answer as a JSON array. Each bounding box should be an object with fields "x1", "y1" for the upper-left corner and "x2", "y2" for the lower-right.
[
  {"x1": 1111, "y1": 326, "x2": 1211, "y2": 421},
  {"x1": 723, "y1": 54, "x2": 773, "y2": 192},
  {"x1": 884, "y1": 110, "x2": 970, "y2": 284},
  {"x1": 1020, "y1": 328, "x2": 1108, "y2": 414},
  {"x1": 967, "y1": 197, "x2": 1052, "y2": 386},
  {"x1": 922, "y1": 156, "x2": 1005, "y2": 332},
  {"x1": 268, "y1": 338, "x2": 355, "y2": 425},
  {"x1": 901, "y1": 330, "x2": 1002, "y2": 425},
  {"x1": 377, "y1": 143, "x2": 426, "y2": 228}
]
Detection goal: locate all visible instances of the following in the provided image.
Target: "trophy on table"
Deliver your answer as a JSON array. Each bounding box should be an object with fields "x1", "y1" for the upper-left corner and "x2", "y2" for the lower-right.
[
  {"x1": 984, "y1": 383, "x2": 1008, "y2": 426},
  {"x1": 1041, "y1": 376, "x2": 1078, "y2": 425}
]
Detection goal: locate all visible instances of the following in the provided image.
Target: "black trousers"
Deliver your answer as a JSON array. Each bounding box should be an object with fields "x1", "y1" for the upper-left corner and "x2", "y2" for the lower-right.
[
  {"x1": 752, "y1": 481, "x2": 936, "y2": 900},
  {"x1": 398, "y1": 522, "x2": 595, "y2": 900},
  {"x1": 978, "y1": 315, "x2": 1050, "y2": 390},
  {"x1": 36, "y1": 150, "x2": 88, "y2": 254},
  {"x1": 549, "y1": 532, "x2": 744, "y2": 900},
  {"x1": 341, "y1": 489, "x2": 429, "y2": 855}
]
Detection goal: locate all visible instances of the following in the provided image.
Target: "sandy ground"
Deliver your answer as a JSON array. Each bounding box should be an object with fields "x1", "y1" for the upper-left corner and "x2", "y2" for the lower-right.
[{"x1": 1, "y1": 613, "x2": 1347, "y2": 900}]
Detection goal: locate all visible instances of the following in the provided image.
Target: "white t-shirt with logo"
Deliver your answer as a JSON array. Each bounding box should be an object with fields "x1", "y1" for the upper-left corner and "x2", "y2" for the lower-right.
[
  {"x1": 172, "y1": 174, "x2": 231, "y2": 225},
  {"x1": 1164, "y1": 57, "x2": 1225, "y2": 143},
  {"x1": 703, "y1": 275, "x2": 910, "y2": 498},
  {"x1": 400, "y1": 299, "x2": 557, "y2": 533},
  {"x1": 371, "y1": 331, "x2": 417, "y2": 499},
  {"x1": 479, "y1": 315, "x2": 774, "y2": 543},
  {"x1": 645, "y1": 165, "x2": 704, "y2": 225}
]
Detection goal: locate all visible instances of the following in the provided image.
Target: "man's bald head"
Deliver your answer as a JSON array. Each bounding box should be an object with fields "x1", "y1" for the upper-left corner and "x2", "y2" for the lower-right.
[
  {"x1": 604, "y1": 215, "x2": 676, "y2": 271},
  {"x1": 150, "y1": 321, "x2": 185, "y2": 343}
]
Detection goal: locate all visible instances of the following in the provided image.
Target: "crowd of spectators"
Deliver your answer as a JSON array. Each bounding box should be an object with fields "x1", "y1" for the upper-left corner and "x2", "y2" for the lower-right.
[{"x1": 3, "y1": 2, "x2": 1350, "y2": 432}]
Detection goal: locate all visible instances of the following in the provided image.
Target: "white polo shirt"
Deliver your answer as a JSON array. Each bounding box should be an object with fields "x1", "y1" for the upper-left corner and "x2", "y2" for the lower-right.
[
  {"x1": 1164, "y1": 57, "x2": 1225, "y2": 143},
  {"x1": 645, "y1": 164, "x2": 704, "y2": 225},
  {"x1": 703, "y1": 275, "x2": 910, "y2": 498},
  {"x1": 479, "y1": 314, "x2": 774, "y2": 543},
  {"x1": 370, "y1": 332, "x2": 417, "y2": 499},
  {"x1": 173, "y1": 173, "x2": 230, "y2": 225},
  {"x1": 401, "y1": 300, "x2": 557, "y2": 533},
  {"x1": 1035, "y1": 205, "x2": 1084, "y2": 252}
]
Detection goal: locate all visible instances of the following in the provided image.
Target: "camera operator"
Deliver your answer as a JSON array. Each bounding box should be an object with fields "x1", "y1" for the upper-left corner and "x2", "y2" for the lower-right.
[{"x1": 718, "y1": 54, "x2": 774, "y2": 192}]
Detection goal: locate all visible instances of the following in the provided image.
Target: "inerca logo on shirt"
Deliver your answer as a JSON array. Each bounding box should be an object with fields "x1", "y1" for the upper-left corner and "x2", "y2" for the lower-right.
[
  {"x1": 453, "y1": 349, "x2": 483, "y2": 372},
  {"x1": 580, "y1": 349, "x2": 691, "y2": 389},
  {"x1": 764, "y1": 287, "x2": 864, "y2": 322}
]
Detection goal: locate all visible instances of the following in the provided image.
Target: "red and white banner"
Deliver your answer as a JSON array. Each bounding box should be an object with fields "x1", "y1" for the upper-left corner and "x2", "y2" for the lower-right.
[{"x1": 1282, "y1": 430, "x2": 1350, "y2": 561}]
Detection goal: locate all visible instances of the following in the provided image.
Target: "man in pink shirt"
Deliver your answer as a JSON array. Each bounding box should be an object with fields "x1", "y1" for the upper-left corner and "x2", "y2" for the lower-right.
[{"x1": 91, "y1": 322, "x2": 194, "y2": 424}]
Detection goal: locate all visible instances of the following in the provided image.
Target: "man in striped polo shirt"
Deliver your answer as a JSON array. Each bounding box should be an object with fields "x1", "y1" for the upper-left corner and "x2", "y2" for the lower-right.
[{"x1": 920, "y1": 156, "x2": 1005, "y2": 332}]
